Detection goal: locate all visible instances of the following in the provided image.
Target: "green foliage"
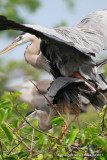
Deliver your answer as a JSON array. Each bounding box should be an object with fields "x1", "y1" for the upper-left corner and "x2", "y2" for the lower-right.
[
  {"x1": 0, "y1": 91, "x2": 106, "y2": 159},
  {"x1": 50, "y1": 116, "x2": 65, "y2": 126},
  {"x1": 0, "y1": 0, "x2": 40, "y2": 23},
  {"x1": 0, "y1": 0, "x2": 75, "y2": 37},
  {"x1": 1, "y1": 123, "x2": 13, "y2": 143},
  {"x1": 65, "y1": 128, "x2": 79, "y2": 146},
  {"x1": 64, "y1": 0, "x2": 74, "y2": 9},
  {"x1": 0, "y1": 0, "x2": 40, "y2": 37}
]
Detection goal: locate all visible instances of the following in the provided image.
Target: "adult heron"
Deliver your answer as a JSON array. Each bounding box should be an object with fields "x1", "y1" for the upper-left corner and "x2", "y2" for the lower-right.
[
  {"x1": 0, "y1": 10, "x2": 107, "y2": 81},
  {"x1": 0, "y1": 10, "x2": 107, "y2": 123}
]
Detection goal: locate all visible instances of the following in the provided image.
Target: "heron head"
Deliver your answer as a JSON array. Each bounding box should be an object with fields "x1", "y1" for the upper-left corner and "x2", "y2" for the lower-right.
[{"x1": 0, "y1": 32, "x2": 32, "y2": 55}]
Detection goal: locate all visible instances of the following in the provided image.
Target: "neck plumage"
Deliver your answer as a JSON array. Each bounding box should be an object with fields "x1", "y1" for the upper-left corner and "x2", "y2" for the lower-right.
[
  {"x1": 37, "y1": 107, "x2": 60, "y2": 130},
  {"x1": 36, "y1": 110, "x2": 52, "y2": 130},
  {"x1": 24, "y1": 38, "x2": 50, "y2": 72}
]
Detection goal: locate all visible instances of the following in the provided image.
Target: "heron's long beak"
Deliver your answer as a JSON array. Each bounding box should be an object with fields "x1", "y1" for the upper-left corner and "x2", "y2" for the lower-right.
[
  {"x1": 0, "y1": 40, "x2": 19, "y2": 55},
  {"x1": 13, "y1": 122, "x2": 25, "y2": 133}
]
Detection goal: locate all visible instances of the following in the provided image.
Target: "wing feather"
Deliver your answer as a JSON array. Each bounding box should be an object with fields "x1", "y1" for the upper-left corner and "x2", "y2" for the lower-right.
[
  {"x1": 0, "y1": 10, "x2": 107, "y2": 55},
  {"x1": 25, "y1": 10, "x2": 107, "y2": 54}
]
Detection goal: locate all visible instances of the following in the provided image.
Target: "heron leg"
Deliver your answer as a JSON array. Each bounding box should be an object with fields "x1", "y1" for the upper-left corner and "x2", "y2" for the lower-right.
[
  {"x1": 63, "y1": 100, "x2": 70, "y2": 124},
  {"x1": 71, "y1": 103, "x2": 81, "y2": 130},
  {"x1": 77, "y1": 116, "x2": 81, "y2": 130}
]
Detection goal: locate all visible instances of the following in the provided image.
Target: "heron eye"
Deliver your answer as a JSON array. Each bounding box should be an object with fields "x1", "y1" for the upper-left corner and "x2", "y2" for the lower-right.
[
  {"x1": 19, "y1": 36, "x2": 22, "y2": 39},
  {"x1": 18, "y1": 35, "x2": 22, "y2": 41}
]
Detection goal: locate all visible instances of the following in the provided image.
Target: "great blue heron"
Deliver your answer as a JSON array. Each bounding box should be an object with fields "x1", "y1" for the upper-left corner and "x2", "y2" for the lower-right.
[{"x1": 0, "y1": 10, "x2": 107, "y2": 123}]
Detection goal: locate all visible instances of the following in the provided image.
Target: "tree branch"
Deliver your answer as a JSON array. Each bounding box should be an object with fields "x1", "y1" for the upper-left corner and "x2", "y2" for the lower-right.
[{"x1": 30, "y1": 128, "x2": 34, "y2": 154}]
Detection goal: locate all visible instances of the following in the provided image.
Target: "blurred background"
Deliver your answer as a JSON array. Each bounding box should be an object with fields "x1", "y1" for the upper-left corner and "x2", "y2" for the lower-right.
[{"x1": 0, "y1": 0, "x2": 107, "y2": 109}]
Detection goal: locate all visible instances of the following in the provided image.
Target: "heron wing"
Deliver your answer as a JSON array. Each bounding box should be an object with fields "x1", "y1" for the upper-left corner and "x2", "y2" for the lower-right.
[
  {"x1": 47, "y1": 77, "x2": 83, "y2": 98},
  {"x1": 25, "y1": 10, "x2": 107, "y2": 54},
  {"x1": 47, "y1": 77, "x2": 106, "y2": 110},
  {"x1": 0, "y1": 10, "x2": 107, "y2": 55},
  {"x1": 55, "y1": 10, "x2": 107, "y2": 54}
]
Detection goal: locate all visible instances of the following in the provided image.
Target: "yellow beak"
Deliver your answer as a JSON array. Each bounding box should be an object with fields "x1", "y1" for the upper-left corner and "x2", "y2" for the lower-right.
[
  {"x1": 0, "y1": 41, "x2": 18, "y2": 55},
  {"x1": 13, "y1": 123, "x2": 24, "y2": 133}
]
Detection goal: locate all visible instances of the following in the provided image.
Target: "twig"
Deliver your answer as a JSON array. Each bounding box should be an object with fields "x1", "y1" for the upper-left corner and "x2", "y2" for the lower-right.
[
  {"x1": 49, "y1": 116, "x2": 76, "y2": 151},
  {"x1": 67, "y1": 146, "x2": 72, "y2": 153},
  {"x1": 6, "y1": 152, "x2": 21, "y2": 157},
  {"x1": 0, "y1": 140, "x2": 3, "y2": 158},
  {"x1": 102, "y1": 105, "x2": 107, "y2": 131},
  {"x1": 81, "y1": 121, "x2": 95, "y2": 127},
  {"x1": 31, "y1": 80, "x2": 68, "y2": 127},
  {"x1": 8, "y1": 138, "x2": 25, "y2": 155},
  {"x1": 21, "y1": 131, "x2": 39, "y2": 139},
  {"x1": 30, "y1": 128, "x2": 34, "y2": 154},
  {"x1": 8, "y1": 125, "x2": 31, "y2": 150},
  {"x1": 77, "y1": 116, "x2": 81, "y2": 131},
  {"x1": 14, "y1": 137, "x2": 36, "y2": 145},
  {"x1": 21, "y1": 137, "x2": 37, "y2": 145},
  {"x1": 0, "y1": 138, "x2": 9, "y2": 152}
]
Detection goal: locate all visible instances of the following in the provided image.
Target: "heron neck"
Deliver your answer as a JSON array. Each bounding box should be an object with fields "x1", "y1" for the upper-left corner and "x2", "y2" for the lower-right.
[
  {"x1": 37, "y1": 110, "x2": 52, "y2": 130},
  {"x1": 37, "y1": 104, "x2": 62, "y2": 130},
  {"x1": 25, "y1": 39, "x2": 50, "y2": 72},
  {"x1": 24, "y1": 39, "x2": 40, "y2": 66}
]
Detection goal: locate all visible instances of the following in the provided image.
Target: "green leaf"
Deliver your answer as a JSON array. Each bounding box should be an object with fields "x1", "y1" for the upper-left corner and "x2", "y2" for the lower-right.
[
  {"x1": 18, "y1": 151, "x2": 29, "y2": 159},
  {"x1": 65, "y1": 128, "x2": 79, "y2": 146},
  {"x1": 37, "y1": 154, "x2": 43, "y2": 160},
  {"x1": 102, "y1": 105, "x2": 107, "y2": 112},
  {"x1": 85, "y1": 127, "x2": 102, "y2": 135},
  {"x1": 50, "y1": 116, "x2": 64, "y2": 126},
  {"x1": 14, "y1": 92, "x2": 22, "y2": 97},
  {"x1": 0, "y1": 108, "x2": 5, "y2": 125},
  {"x1": 3, "y1": 156, "x2": 17, "y2": 160},
  {"x1": 21, "y1": 103, "x2": 29, "y2": 109},
  {"x1": 92, "y1": 137, "x2": 107, "y2": 149},
  {"x1": 39, "y1": 136, "x2": 45, "y2": 144},
  {"x1": 1, "y1": 123, "x2": 13, "y2": 143},
  {"x1": 0, "y1": 100, "x2": 11, "y2": 108}
]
